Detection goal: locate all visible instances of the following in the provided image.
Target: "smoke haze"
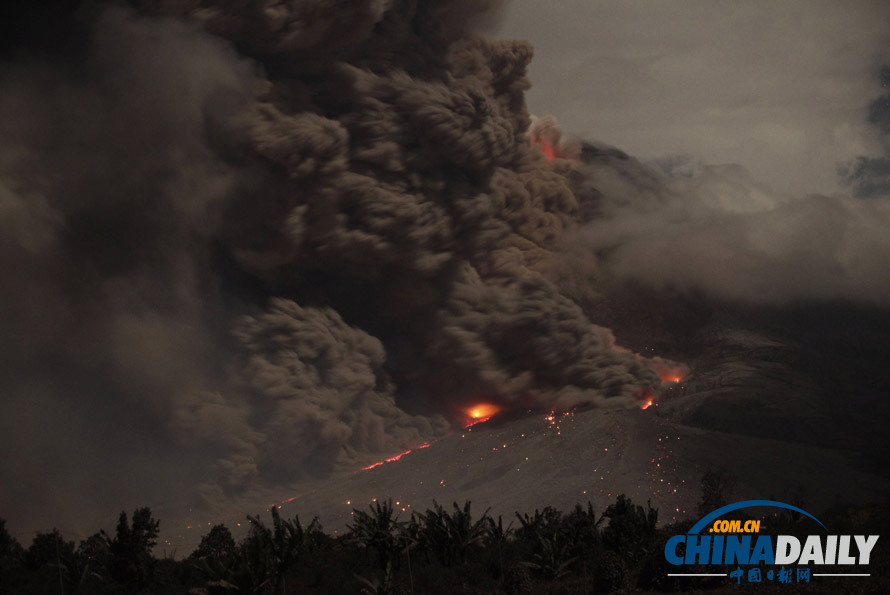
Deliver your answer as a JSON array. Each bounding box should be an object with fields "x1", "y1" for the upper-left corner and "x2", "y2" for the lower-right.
[{"x1": 572, "y1": 149, "x2": 890, "y2": 305}]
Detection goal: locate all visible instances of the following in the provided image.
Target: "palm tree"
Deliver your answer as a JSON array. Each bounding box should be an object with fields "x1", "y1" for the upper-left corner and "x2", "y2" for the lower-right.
[
  {"x1": 245, "y1": 507, "x2": 307, "y2": 594},
  {"x1": 515, "y1": 505, "x2": 563, "y2": 550},
  {"x1": 484, "y1": 515, "x2": 513, "y2": 579},
  {"x1": 560, "y1": 502, "x2": 603, "y2": 567},
  {"x1": 348, "y1": 499, "x2": 412, "y2": 593},
  {"x1": 520, "y1": 532, "x2": 577, "y2": 582},
  {"x1": 347, "y1": 499, "x2": 404, "y2": 572},
  {"x1": 442, "y1": 501, "x2": 490, "y2": 565},
  {"x1": 417, "y1": 501, "x2": 489, "y2": 567}
]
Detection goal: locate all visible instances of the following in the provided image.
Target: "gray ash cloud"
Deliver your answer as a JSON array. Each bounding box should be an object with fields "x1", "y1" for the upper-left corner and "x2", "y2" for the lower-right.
[{"x1": 0, "y1": 0, "x2": 667, "y2": 523}]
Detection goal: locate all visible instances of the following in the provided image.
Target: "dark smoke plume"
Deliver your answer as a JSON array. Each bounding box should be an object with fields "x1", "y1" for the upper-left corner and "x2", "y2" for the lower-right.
[{"x1": 0, "y1": 0, "x2": 668, "y2": 522}]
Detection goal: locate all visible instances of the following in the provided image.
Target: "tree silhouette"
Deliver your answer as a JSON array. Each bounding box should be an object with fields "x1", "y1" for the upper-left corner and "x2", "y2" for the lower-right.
[
  {"x1": 520, "y1": 532, "x2": 577, "y2": 581},
  {"x1": 515, "y1": 506, "x2": 563, "y2": 543},
  {"x1": 484, "y1": 514, "x2": 513, "y2": 579},
  {"x1": 24, "y1": 529, "x2": 78, "y2": 594},
  {"x1": 25, "y1": 529, "x2": 75, "y2": 570},
  {"x1": 601, "y1": 495, "x2": 657, "y2": 562},
  {"x1": 0, "y1": 519, "x2": 21, "y2": 566},
  {"x1": 102, "y1": 506, "x2": 160, "y2": 590},
  {"x1": 347, "y1": 499, "x2": 404, "y2": 572},
  {"x1": 426, "y1": 501, "x2": 490, "y2": 566},
  {"x1": 560, "y1": 502, "x2": 602, "y2": 572},
  {"x1": 0, "y1": 518, "x2": 24, "y2": 593},
  {"x1": 244, "y1": 507, "x2": 311, "y2": 594},
  {"x1": 191, "y1": 524, "x2": 236, "y2": 561}
]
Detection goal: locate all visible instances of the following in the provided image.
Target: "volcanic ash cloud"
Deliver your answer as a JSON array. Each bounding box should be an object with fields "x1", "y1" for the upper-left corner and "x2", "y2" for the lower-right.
[{"x1": 0, "y1": 0, "x2": 670, "y2": 515}]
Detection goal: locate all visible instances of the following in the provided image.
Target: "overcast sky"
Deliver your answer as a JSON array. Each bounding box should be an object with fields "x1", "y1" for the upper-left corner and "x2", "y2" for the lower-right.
[{"x1": 493, "y1": 0, "x2": 890, "y2": 196}]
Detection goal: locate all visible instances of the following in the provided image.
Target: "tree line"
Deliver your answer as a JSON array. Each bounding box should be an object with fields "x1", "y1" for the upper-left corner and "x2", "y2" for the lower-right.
[{"x1": 1, "y1": 472, "x2": 887, "y2": 594}]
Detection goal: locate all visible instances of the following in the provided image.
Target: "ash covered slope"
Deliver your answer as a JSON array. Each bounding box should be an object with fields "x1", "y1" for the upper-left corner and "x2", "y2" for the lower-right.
[
  {"x1": 261, "y1": 386, "x2": 888, "y2": 540},
  {"x1": 262, "y1": 314, "x2": 890, "y2": 539}
]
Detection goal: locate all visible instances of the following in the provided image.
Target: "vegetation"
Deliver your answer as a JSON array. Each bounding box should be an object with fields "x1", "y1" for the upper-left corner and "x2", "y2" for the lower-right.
[{"x1": 1, "y1": 477, "x2": 889, "y2": 594}]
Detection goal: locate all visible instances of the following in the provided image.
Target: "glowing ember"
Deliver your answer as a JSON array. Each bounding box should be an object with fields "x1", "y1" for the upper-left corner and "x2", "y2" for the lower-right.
[
  {"x1": 641, "y1": 397, "x2": 654, "y2": 410},
  {"x1": 464, "y1": 403, "x2": 501, "y2": 427},
  {"x1": 362, "y1": 443, "x2": 430, "y2": 471}
]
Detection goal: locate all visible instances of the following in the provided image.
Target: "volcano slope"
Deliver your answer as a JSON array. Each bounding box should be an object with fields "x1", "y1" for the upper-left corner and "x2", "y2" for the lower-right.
[{"x1": 246, "y1": 301, "x2": 890, "y2": 534}]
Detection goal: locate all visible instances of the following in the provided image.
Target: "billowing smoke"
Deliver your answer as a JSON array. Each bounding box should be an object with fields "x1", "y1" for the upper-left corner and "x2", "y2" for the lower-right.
[
  {"x1": 566, "y1": 138, "x2": 890, "y2": 306},
  {"x1": 0, "y1": 0, "x2": 668, "y2": 522},
  {"x1": 519, "y1": 106, "x2": 890, "y2": 309}
]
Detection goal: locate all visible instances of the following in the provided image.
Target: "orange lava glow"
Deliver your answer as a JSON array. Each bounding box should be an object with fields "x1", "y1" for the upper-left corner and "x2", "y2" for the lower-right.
[
  {"x1": 362, "y1": 443, "x2": 430, "y2": 471},
  {"x1": 464, "y1": 403, "x2": 502, "y2": 427},
  {"x1": 658, "y1": 368, "x2": 686, "y2": 384},
  {"x1": 538, "y1": 140, "x2": 556, "y2": 161},
  {"x1": 640, "y1": 388, "x2": 656, "y2": 410}
]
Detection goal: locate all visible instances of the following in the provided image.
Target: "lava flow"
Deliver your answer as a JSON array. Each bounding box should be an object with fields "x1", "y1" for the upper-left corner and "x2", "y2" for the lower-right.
[
  {"x1": 464, "y1": 403, "x2": 502, "y2": 428},
  {"x1": 362, "y1": 443, "x2": 430, "y2": 471}
]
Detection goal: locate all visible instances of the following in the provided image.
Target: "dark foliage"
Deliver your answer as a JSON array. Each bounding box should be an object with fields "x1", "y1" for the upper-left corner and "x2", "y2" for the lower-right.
[
  {"x1": 191, "y1": 524, "x2": 237, "y2": 561},
  {"x1": 601, "y1": 495, "x2": 657, "y2": 562},
  {"x1": 103, "y1": 507, "x2": 161, "y2": 591},
  {"x1": 3, "y1": 488, "x2": 890, "y2": 594}
]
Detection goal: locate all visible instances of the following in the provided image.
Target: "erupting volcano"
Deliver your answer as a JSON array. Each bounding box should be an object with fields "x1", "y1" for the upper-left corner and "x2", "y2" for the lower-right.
[
  {"x1": 11, "y1": 0, "x2": 890, "y2": 561},
  {"x1": 0, "y1": 0, "x2": 687, "y2": 540}
]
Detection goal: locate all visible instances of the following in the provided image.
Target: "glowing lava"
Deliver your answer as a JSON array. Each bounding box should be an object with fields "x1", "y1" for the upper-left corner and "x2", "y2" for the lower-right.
[
  {"x1": 538, "y1": 140, "x2": 556, "y2": 161},
  {"x1": 657, "y1": 367, "x2": 686, "y2": 384},
  {"x1": 464, "y1": 403, "x2": 502, "y2": 427},
  {"x1": 362, "y1": 443, "x2": 430, "y2": 471},
  {"x1": 639, "y1": 388, "x2": 656, "y2": 410}
]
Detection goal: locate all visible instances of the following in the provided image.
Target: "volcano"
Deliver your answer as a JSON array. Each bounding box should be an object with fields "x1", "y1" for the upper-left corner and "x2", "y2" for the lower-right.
[
  {"x1": 175, "y1": 301, "x2": 890, "y2": 549},
  {"x1": 3, "y1": 1, "x2": 890, "y2": 560}
]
